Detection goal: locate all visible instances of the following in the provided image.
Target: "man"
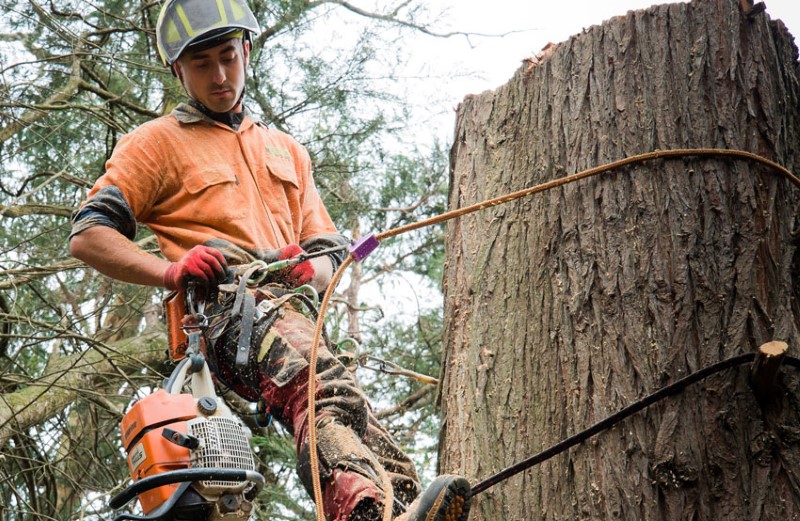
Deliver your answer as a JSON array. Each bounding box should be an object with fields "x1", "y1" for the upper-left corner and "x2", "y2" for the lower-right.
[{"x1": 69, "y1": 1, "x2": 471, "y2": 520}]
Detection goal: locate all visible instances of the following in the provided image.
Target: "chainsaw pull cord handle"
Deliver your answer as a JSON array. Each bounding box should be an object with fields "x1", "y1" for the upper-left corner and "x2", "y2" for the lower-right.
[{"x1": 190, "y1": 360, "x2": 216, "y2": 399}]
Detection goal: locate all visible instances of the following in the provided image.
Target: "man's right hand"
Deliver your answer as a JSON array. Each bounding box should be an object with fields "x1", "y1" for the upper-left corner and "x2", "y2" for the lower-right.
[{"x1": 162, "y1": 245, "x2": 227, "y2": 291}]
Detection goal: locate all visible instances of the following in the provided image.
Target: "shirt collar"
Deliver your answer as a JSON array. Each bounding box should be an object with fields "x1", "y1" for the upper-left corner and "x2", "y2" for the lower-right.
[{"x1": 172, "y1": 102, "x2": 259, "y2": 131}]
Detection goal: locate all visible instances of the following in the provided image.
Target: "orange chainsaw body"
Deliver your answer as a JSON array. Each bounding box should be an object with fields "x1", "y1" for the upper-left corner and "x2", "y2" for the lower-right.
[{"x1": 120, "y1": 389, "x2": 197, "y2": 514}]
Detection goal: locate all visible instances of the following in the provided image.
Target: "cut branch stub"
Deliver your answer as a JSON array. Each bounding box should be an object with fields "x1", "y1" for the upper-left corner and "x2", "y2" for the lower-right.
[{"x1": 749, "y1": 341, "x2": 789, "y2": 405}]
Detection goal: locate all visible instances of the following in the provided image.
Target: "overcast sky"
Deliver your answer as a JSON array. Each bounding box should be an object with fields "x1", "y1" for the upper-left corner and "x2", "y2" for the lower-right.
[
  {"x1": 391, "y1": 0, "x2": 797, "y2": 142},
  {"x1": 427, "y1": 0, "x2": 799, "y2": 99}
]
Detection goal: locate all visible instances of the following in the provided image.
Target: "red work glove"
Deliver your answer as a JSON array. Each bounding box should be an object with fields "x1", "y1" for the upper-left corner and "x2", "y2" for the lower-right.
[
  {"x1": 162, "y1": 245, "x2": 227, "y2": 291},
  {"x1": 277, "y1": 244, "x2": 314, "y2": 287}
]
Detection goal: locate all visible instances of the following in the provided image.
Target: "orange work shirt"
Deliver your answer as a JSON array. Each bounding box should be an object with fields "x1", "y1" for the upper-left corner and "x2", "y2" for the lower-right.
[{"x1": 81, "y1": 106, "x2": 338, "y2": 262}]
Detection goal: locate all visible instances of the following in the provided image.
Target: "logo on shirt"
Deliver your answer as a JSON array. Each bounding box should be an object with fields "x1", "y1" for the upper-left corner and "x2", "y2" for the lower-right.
[{"x1": 266, "y1": 146, "x2": 292, "y2": 160}]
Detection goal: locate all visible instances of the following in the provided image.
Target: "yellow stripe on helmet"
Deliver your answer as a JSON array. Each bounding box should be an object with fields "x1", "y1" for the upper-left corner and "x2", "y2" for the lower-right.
[
  {"x1": 230, "y1": 0, "x2": 246, "y2": 21},
  {"x1": 165, "y1": 18, "x2": 181, "y2": 44},
  {"x1": 216, "y1": 0, "x2": 229, "y2": 24},
  {"x1": 175, "y1": 5, "x2": 198, "y2": 37}
]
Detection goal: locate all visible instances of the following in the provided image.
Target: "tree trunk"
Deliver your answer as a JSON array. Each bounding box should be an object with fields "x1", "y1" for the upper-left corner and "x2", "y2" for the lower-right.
[{"x1": 440, "y1": 1, "x2": 800, "y2": 520}]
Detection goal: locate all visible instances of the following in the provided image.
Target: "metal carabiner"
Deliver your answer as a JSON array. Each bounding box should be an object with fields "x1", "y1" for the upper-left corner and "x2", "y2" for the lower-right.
[
  {"x1": 244, "y1": 260, "x2": 270, "y2": 286},
  {"x1": 294, "y1": 284, "x2": 319, "y2": 307}
]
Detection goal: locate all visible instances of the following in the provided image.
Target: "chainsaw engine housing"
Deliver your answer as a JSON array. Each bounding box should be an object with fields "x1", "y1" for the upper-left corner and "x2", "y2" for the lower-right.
[{"x1": 113, "y1": 357, "x2": 263, "y2": 521}]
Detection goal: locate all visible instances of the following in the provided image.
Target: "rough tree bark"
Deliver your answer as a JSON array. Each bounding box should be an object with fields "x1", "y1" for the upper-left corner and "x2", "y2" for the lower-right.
[{"x1": 440, "y1": 0, "x2": 800, "y2": 520}]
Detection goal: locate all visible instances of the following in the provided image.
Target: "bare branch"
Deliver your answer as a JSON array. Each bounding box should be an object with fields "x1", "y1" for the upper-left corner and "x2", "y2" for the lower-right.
[
  {"x1": 0, "y1": 33, "x2": 29, "y2": 42},
  {"x1": 362, "y1": 235, "x2": 441, "y2": 285},
  {"x1": 373, "y1": 384, "x2": 434, "y2": 420},
  {"x1": 0, "y1": 204, "x2": 74, "y2": 218},
  {"x1": 327, "y1": 295, "x2": 379, "y2": 312},
  {"x1": 0, "y1": 237, "x2": 158, "y2": 290},
  {"x1": 77, "y1": 78, "x2": 160, "y2": 118},
  {"x1": 0, "y1": 293, "x2": 10, "y2": 359},
  {"x1": 256, "y1": 0, "x2": 324, "y2": 42},
  {"x1": 325, "y1": 0, "x2": 514, "y2": 40},
  {"x1": 0, "y1": 259, "x2": 84, "y2": 290}
]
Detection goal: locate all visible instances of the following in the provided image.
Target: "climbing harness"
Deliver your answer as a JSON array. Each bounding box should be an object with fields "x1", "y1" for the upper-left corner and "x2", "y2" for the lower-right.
[
  {"x1": 165, "y1": 248, "x2": 344, "y2": 363},
  {"x1": 303, "y1": 148, "x2": 800, "y2": 521}
]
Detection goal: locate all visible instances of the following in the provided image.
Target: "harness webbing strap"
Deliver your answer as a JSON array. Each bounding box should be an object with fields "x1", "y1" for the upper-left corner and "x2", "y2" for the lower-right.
[{"x1": 236, "y1": 292, "x2": 256, "y2": 368}]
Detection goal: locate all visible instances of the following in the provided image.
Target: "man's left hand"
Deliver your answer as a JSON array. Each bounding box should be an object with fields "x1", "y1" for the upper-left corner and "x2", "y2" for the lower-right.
[{"x1": 277, "y1": 244, "x2": 314, "y2": 287}]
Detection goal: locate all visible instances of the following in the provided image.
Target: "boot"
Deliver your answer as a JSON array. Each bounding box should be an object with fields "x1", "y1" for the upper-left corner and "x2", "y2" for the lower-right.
[{"x1": 394, "y1": 475, "x2": 471, "y2": 521}]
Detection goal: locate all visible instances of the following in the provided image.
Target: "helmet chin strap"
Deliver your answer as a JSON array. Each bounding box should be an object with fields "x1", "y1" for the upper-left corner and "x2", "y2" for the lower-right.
[{"x1": 233, "y1": 86, "x2": 246, "y2": 112}]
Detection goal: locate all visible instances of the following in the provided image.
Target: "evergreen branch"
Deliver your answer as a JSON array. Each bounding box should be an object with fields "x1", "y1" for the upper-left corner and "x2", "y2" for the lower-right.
[
  {"x1": 77, "y1": 78, "x2": 160, "y2": 118},
  {"x1": 0, "y1": 52, "x2": 82, "y2": 148},
  {"x1": 1, "y1": 2, "x2": 155, "y2": 148},
  {"x1": 0, "y1": 328, "x2": 166, "y2": 448}
]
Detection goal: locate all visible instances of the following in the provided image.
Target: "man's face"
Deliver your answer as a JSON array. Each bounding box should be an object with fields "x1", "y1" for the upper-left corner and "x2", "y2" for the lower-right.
[{"x1": 175, "y1": 38, "x2": 249, "y2": 114}]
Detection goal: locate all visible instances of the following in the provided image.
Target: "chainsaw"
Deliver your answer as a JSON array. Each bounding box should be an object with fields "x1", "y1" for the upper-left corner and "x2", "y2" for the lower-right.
[{"x1": 110, "y1": 297, "x2": 265, "y2": 521}]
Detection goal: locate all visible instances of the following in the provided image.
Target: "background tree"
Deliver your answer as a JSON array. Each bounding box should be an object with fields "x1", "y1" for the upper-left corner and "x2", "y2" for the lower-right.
[
  {"x1": 0, "y1": 1, "x2": 454, "y2": 519},
  {"x1": 441, "y1": 0, "x2": 800, "y2": 519}
]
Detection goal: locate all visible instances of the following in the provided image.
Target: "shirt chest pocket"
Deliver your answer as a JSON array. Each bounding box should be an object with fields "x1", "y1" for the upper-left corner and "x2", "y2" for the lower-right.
[
  {"x1": 182, "y1": 166, "x2": 248, "y2": 221},
  {"x1": 258, "y1": 159, "x2": 301, "y2": 221}
]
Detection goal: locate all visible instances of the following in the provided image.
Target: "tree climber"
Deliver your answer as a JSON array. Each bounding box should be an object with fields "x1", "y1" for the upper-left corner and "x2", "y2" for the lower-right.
[{"x1": 68, "y1": 0, "x2": 471, "y2": 520}]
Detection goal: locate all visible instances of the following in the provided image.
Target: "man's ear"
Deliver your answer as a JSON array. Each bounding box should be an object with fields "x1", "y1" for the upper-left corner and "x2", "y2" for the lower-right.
[
  {"x1": 243, "y1": 40, "x2": 251, "y2": 65},
  {"x1": 172, "y1": 61, "x2": 184, "y2": 81}
]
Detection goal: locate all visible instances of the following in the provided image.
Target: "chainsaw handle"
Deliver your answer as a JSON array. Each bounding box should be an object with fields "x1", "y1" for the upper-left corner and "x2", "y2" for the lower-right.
[
  {"x1": 111, "y1": 482, "x2": 191, "y2": 521},
  {"x1": 109, "y1": 468, "x2": 265, "y2": 510}
]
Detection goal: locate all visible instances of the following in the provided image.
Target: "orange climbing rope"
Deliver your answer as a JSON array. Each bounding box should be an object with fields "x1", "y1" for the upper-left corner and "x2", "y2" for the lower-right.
[
  {"x1": 306, "y1": 253, "x2": 352, "y2": 519},
  {"x1": 305, "y1": 148, "x2": 800, "y2": 521}
]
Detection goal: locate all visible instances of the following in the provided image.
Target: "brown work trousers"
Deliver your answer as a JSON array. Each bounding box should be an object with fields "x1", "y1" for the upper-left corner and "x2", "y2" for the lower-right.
[{"x1": 212, "y1": 297, "x2": 420, "y2": 520}]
